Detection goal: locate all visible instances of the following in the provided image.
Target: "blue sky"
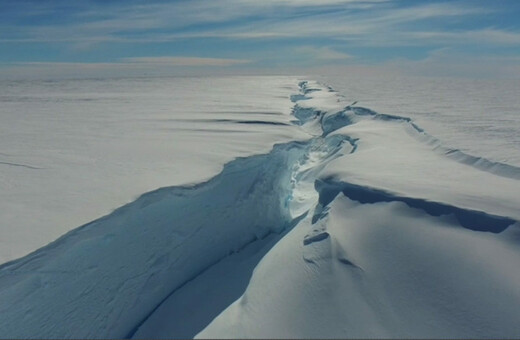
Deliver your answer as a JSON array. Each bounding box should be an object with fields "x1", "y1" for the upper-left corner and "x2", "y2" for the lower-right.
[{"x1": 1, "y1": 0, "x2": 520, "y2": 78}]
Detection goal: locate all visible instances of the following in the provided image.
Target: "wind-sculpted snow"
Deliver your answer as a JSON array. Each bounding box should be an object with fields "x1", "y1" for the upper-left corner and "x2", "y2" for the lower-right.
[
  {"x1": 196, "y1": 80, "x2": 520, "y2": 339},
  {"x1": 2, "y1": 79, "x2": 520, "y2": 339}
]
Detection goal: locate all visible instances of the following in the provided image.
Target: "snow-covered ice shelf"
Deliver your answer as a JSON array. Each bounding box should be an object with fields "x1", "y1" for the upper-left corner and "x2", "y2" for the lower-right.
[{"x1": 1, "y1": 78, "x2": 519, "y2": 339}]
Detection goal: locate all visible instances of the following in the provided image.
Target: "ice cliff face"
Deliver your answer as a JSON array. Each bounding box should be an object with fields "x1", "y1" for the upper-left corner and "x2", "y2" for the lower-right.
[{"x1": 1, "y1": 80, "x2": 520, "y2": 339}]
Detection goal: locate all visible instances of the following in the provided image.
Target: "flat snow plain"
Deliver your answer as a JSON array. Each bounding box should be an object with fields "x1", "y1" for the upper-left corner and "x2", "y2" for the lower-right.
[{"x1": 1, "y1": 76, "x2": 519, "y2": 338}]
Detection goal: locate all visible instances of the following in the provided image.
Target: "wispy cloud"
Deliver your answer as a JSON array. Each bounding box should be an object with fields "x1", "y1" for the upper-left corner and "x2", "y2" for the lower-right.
[
  {"x1": 0, "y1": 57, "x2": 254, "y2": 80},
  {"x1": 380, "y1": 48, "x2": 520, "y2": 78},
  {"x1": 407, "y1": 28, "x2": 520, "y2": 46},
  {"x1": 121, "y1": 57, "x2": 251, "y2": 66},
  {"x1": 1, "y1": 0, "x2": 519, "y2": 76},
  {"x1": 8, "y1": 56, "x2": 252, "y2": 68},
  {"x1": 3, "y1": 1, "x2": 483, "y2": 44},
  {"x1": 295, "y1": 46, "x2": 353, "y2": 60}
]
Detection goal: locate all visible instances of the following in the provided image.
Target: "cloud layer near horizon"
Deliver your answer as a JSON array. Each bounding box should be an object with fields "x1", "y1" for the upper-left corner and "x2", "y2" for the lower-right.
[{"x1": 1, "y1": 0, "x2": 519, "y2": 78}]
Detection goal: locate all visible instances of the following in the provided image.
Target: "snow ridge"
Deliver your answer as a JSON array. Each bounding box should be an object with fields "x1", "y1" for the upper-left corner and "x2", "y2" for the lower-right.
[
  {"x1": 298, "y1": 79, "x2": 519, "y2": 228},
  {"x1": 361, "y1": 105, "x2": 520, "y2": 180},
  {"x1": 298, "y1": 80, "x2": 520, "y2": 180}
]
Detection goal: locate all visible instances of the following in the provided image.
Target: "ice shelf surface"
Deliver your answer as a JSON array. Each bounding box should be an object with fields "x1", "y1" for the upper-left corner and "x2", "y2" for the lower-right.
[{"x1": 1, "y1": 77, "x2": 519, "y2": 339}]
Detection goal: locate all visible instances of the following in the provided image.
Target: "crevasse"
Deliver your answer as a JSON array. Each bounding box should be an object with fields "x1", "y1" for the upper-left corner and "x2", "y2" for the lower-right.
[{"x1": 0, "y1": 81, "x2": 349, "y2": 339}]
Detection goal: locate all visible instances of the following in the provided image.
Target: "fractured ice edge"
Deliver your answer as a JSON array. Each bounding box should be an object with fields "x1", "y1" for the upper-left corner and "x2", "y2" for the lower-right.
[{"x1": 1, "y1": 80, "x2": 520, "y2": 339}]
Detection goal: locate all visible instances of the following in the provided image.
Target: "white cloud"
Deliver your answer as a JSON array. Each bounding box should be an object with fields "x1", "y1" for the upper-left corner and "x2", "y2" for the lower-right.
[
  {"x1": 379, "y1": 48, "x2": 520, "y2": 78},
  {"x1": 408, "y1": 29, "x2": 520, "y2": 46},
  {"x1": 2, "y1": 0, "x2": 518, "y2": 79},
  {"x1": 8, "y1": 57, "x2": 252, "y2": 69},
  {"x1": 302, "y1": 48, "x2": 520, "y2": 80},
  {"x1": 295, "y1": 46, "x2": 353, "y2": 60},
  {"x1": 121, "y1": 57, "x2": 251, "y2": 66},
  {"x1": 0, "y1": 0, "x2": 391, "y2": 44},
  {"x1": 0, "y1": 57, "x2": 253, "y2": 80},
  {"x1": 0, "y1": 0, "x2": 504, "y2": 51},
  {"x1": 233, "y1": 0, "x2": 389, "y2": 7}
]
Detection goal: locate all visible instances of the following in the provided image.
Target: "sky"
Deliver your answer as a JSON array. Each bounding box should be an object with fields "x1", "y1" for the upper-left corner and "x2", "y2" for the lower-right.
[{"x1": 1, "y1": 0, "x2": 520, "y2": 79}]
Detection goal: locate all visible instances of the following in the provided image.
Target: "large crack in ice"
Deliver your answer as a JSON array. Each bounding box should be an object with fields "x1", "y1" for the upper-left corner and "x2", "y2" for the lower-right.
[
  {"x1": 295, "y1": 80, "x2": 518, "y2": 234},
  {"x1": 0, "y1": 140, "x2": 310, "y2": 338},
  {"x1": 0, "y1": 82, "x2": 349, "y2": 339},
  {"x1": 2, "y1": 79, "x2": 518, "y2": 339},
  {"x1": 128, "y1": 83, "x2": 351, "y2": 338}
]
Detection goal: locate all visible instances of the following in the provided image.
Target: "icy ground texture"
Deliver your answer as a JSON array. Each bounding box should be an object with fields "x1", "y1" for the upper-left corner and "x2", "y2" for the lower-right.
[
  {"x1": 2, "y1": 79, "x2": 520, "y2": 338},
  {"x1": 0, "y1": 76, "x2": 308, "y2": 262}
]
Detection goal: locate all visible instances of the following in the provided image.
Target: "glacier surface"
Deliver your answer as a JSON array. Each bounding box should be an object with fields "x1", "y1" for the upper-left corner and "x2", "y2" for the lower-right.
[{"x1": 1, "y1": 77, "x2": 519, "y2": 338}]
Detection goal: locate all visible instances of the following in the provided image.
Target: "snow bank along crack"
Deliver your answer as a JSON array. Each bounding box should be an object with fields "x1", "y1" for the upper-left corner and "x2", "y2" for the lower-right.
[
  {"x1": 296, "y1": 79, "x2": 519, "y2": 233},
  {"x1": 299, "y1": 79, "x2": 520, "y2": 180}
]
